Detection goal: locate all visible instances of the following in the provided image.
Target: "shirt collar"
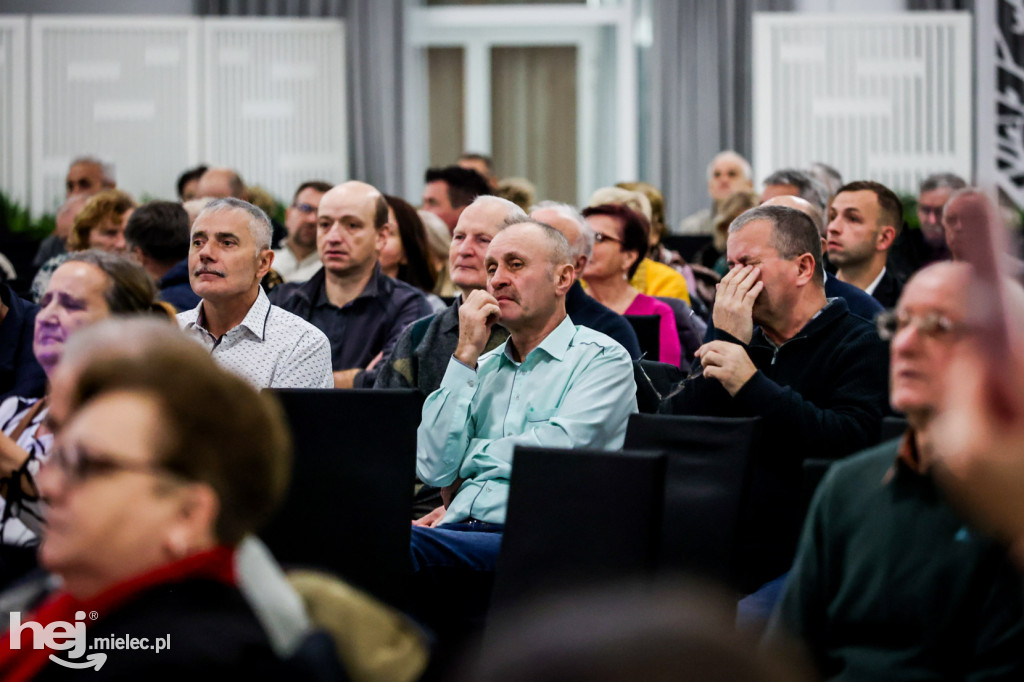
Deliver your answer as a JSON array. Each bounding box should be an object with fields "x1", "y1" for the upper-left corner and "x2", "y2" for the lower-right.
[
  {"x1": 864, "y1": 266, "x2": 887, "y2": 296},
  {"x1": 882, "y1": 428, "x2": 927, "y2": 484},
  {"x1": 488, "y1": 314, "x2": 575, "y2": 365},
  {"x1": 194, "y1": 287, "x2": 271, "y2": 341},
  {"x1": 315, "y1": 263, "x2": 388, "y2": 308}
]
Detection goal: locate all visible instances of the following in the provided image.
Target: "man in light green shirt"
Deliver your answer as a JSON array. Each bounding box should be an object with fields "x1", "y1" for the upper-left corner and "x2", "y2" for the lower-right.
[{"x1": 409, "y1": 218, "x2": 637, "y2": 637}]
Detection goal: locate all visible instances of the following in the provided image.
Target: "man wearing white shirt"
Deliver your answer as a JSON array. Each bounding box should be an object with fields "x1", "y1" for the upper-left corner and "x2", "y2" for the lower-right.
[
  {"x1": 272, "y1": 181, "x2": 331, "y2": 282},
  {"x1": 178, "y1": 198, "x2": 333, "y2": 389}
]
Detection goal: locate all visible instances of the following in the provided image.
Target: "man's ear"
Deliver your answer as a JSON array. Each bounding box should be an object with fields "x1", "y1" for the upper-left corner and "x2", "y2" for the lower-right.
[
  {"x1": 256, "y1": 249, "x2": 274, "y2": 279},
  {"x1": 374, "y1": 225, "x2": 389, "y2": 253},
  {"x1": 574, "y1": 254, "x2": 588, "y2": 274},
  {"x1": 877, "y1": 225, "x2": 897, "y2": 251},
  {"x1": 794, "y1": 253, "x2": 816, "y2": 287},
  {"x1": 554, "y1": 262, "x2": 576, "y2": 294}
]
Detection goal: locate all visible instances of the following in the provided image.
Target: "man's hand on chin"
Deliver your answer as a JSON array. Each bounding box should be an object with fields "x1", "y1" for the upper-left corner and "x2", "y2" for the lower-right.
[{"x1": 454, "y1": 289, "x2": 502, "y2": 369}]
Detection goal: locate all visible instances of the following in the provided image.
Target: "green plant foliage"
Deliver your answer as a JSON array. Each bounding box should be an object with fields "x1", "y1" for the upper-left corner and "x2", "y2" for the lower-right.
[
  {"x1": 0, "y1": 190, "x2": 54, "y2": 241},
  {"x1": 899, "y1": 193, "x2": 920, "y2": 232}
]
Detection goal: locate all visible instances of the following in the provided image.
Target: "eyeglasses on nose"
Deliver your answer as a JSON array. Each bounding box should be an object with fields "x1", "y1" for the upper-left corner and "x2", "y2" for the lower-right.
[{"x1": 876, "y1": 310, "x2": 966, "y2": 342}]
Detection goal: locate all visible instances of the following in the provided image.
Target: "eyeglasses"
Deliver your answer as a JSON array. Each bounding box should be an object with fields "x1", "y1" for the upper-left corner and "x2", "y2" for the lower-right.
[
  {"x1": 593, "y1": 232, "x2": 622, "y2": 245},
  {"x1": 47, "y1": 443, "x2": 182, "y2": 486},
  {"x1": 291, "y1": 202, "x2": 318, "y2": 215},
  {"x1": 876, "y1": 310, "x2": 967, "y2": 342}
]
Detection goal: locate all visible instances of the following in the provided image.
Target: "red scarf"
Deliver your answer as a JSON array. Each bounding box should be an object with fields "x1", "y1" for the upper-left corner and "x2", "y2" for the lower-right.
[{"x1": 0, "y1": 546, "x2": 236, "y2": 681}]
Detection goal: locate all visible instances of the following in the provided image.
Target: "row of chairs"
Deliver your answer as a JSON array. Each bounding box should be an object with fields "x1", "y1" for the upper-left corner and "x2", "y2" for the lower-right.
[{"x1": 259, "y1": 387, "x2": 907, "y2": 617}]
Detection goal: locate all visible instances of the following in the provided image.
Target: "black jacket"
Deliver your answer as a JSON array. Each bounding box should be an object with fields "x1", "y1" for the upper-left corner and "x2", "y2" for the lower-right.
[{"x1": 665, "y1": 298, "x2": 890, "y2": 589}]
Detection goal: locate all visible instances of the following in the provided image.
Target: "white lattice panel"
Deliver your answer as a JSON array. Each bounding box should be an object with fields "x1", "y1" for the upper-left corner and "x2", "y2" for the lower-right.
[
  {"x1": 203, "y1": 18, "x2": 346, "y2": 202},
  {"x1": 0, "y1": 18, "x2": 28, "y2": 207},
  {"x1": 753, "y1": 12, "x2": 972, "y2": 194},
  {"x1": 30, "y1": 16, "x2": 198, "y2": 214}
]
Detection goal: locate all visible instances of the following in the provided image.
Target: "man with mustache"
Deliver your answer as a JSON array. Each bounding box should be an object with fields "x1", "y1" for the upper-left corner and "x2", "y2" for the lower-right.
[
  {"x1": 179, "y1": 198, "x2": 333, "y2": 389},
  {"x1": 409, "y1": 218, "x2": 637, "y2": 640}
]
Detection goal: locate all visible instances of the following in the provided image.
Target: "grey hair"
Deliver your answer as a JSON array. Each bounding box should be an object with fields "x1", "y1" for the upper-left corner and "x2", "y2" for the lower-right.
[
  {"x1": 706, "y1": 150, "x2": 752, "y2": 182},
  {"x1": 762, "y1": 169, "x2": 828, "y2": 212},
  {"x1": 70, "y1": 155, "x2": 116, "y2": 184},
  {"x1": 920, "y1": 172, "x2": 968, "y2": 194},
  {"x1": 502, "y1": 217, "x2": 573, "y2": 268},
  {"x1": 469, "y1": 194, "x2": 528, "y2": 228},
  {"x1": 806, "y1": 162, "x2": 843, "y2": 197},
  {"x1": 531, "y1": 200, "x2": 594, "y2": 260},
  {"x1": 729, "y1": 205, "x2": 824, "y2": 288},
  {"x1": 194, "y1": 197, "x2": 272, "y2": 251}
]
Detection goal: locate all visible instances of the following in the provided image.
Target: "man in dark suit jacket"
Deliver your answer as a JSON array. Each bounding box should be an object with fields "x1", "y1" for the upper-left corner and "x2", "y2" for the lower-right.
[{"x1": 827, "y1": 181, "x2": 906, "y2": 308}]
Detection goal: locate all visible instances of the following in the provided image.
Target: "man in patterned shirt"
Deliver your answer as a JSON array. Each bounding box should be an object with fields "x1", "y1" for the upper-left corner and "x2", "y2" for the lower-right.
[{"x1": 179, "y1": 198, "x2": 333, "y2": 389}]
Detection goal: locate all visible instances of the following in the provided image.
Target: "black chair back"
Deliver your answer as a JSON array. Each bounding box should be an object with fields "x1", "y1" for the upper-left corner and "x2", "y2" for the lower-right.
[
  {"x1": 490, "y1": 447, "x2": 666, "y2": 613},
  {"x1": 800, "y1": 458, "x2": 834, "y2": 521},
  {"x1": 624, "y1": 414, "x2": 762, "y2": 587},
  {"x1": 624, "y1": 314, "x2": 660, "y2": 361},
  {"x1": 261, "y1": 388, "x2": 423, "y2": 609},
  {"x1": 662, "y1": 235, "x2": 714, "y2": 263}
]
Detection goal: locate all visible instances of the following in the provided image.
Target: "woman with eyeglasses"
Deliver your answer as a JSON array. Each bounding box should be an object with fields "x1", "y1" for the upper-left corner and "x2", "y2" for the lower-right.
[
  {"x1": 0, "y1": 250, "x2": 172, "y2": 586},
  {"x1": 581, "y1": 204, "x2": 682, "y2": 367}
]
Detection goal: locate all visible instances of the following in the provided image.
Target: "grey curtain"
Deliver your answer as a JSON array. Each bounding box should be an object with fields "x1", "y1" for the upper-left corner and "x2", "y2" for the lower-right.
[
  {"x1": 195, "y1": 0, "x2": 404, "y2": 194},
  {"x1": 642, "y1": 0, "x2": 791, "y2": 228}
]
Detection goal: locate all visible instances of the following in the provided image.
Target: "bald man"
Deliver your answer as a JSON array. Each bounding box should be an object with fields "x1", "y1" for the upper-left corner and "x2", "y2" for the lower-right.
[
  {"x1": 271, "y1": 181, "x2": 432, "y2": 388},
  {"x1": 763, "y1": 195, "x2": 883, "y2": 320}
]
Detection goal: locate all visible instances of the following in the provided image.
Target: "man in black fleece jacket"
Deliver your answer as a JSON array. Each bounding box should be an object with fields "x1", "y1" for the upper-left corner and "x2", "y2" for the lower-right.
[{"x1": 665, "y1": 205, "x2": 889, "y2": 592}]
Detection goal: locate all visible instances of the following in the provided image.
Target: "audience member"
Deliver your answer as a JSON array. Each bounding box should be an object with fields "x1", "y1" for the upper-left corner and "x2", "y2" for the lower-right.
[
  {"x1": 124, "y1": 201, "x2": 198, "y2": 312},
  {"x1": 530, "y1": 201, "x2": 643, "y2": 359},
  {"x1": 31, "y1": 189, "x2": 137, "y2": 302},
  {"x1": 64, "y1": 156, "x2": 115, "y2": 197},
  {"x1": 381, "y1": 194, "x2": 443, "y2": 308},
  {"x1": 196, "y1": 167, "x2": 247, "y2": 200},
  {"x1": 270, "y1": 182, "x2": 431, "y2": 388},
  {"x1": 676, "y1": 151, "x2": 754, "y2": 235},
  {"x1": 421, "y1": 166, "x2": 492, "y2": 233},
  {"x1": 588, "y1": 186, "x2": 691, "y2": 304},
  {"x1": 887, "y1": 172, "x2": 966, "y2": 278},
  {"x1": 419, "y1": 209, "x2": 457, "y2": 297},
  {"x1": 179, "y1": 198, "x2": 332, "y2": 389},
  {"x1": 759, "y1": 169, "x2": 827, "y2": 211},
  {"x1": 761, "y1": 195, "x2": 883, "y2": 320},
  {"x1": 0, "y1": 337, "x2": 297, "y2": 677},
  {"x1": 32, "y1": 194, "x2": 89, "y2": 271},
  {"x1": 176, "y1": 164, "x2": 209, "y2": 202},
  {"x1": 273, "y1": 181, "x2": 331, "y2": 283},
  {"x1": 581, "y1": 204, "x2": 681, "y2": 367},
  {"x1": 0, "y1": 283, "x2": 45, "y2": 403},
  {"x1": 375, "y1": 195, "x2": 522, "y2": 394},
  {"x1": 696, "y1": 189, "x2": 760, "y2": 275},
  {"x1": 0, "y1": 251, "x2": 170, "y2": 583},
  {"x1": 665, "y1": 205, "x2": 889, "y2": 592},
  {"x1": 769, "y1": 262, "x2": 1024, "y2": 678},
  {"x1": 827, "y1": 180, "x2": 906, "y2": 307},
  {"x1": 495, "y1": 177, "x2": 535, "y2": 212},
  {"x1": 410, "y1": 219, "x2": 636, "y2": 639},
  {"x1": 805, "y1": 161, "x2": 843, "y2": 199},
  {"x1": 457, "y1": 152, "x2": 499, "y2": 190}
]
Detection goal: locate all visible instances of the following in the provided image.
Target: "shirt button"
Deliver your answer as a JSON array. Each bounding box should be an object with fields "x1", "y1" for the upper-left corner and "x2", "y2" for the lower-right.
[{"x1": 468, "y1": 380, "x2": 475, "y2": 387}]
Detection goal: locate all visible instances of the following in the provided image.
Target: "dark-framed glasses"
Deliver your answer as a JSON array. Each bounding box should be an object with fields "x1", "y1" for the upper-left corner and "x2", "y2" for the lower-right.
[
  {"x1": 876, "y1": 310, "x2": 966, "y2": 342},
  {"x1": 593, "y1": 232, "x2": 622, "y2": 245},
  {"x1": 47, "y1": 443, "x2": 181, "y2": 486}
]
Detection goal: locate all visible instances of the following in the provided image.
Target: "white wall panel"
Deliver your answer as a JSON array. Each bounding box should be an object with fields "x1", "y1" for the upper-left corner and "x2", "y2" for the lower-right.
[
  {"x1": 753, "y1": 12, "x2": 972, "y2": 194},
  {"x1": 30, "y1": 16, "x2": 198, "y2": 214},
  {"x1": 203, "y1": 18, "x2": 346, "y2": 203},
  {"x1": 0, "y1": 18, "x2": 28, "y2": 207}
]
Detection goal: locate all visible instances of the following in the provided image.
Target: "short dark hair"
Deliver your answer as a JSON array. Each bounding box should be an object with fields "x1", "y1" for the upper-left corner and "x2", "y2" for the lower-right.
[
  {"x1": 176, "y1": 165, "x2": 208, "y2": 200},
  {"x1": 729, "y1": 205, "x2": 824, "y2": 288},
  {"x1": 582, "y1": 203, "x2": 650, "y2": 279},
  {"x1": 425, "y1": 166, "x2": 493, "y2": 208},
  {"x1": 835, "y1": 180, "x2": 904, "y2": 235},
  {"x1": 762, "y1": 169, "x2": 828, "y2": 212},
  {"x1": 124, "y1": 201, "x2": 190, "y2": 265},
  {"x1": 72, "y1": 347, "x2": 291, "y2": 546},
  {"x1": 291, "y1": 180, "x2": 333, "y2": 204}
]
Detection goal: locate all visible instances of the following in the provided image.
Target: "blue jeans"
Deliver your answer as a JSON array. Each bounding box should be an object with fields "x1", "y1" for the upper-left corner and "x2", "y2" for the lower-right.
[{"x1": 408, "y1": 522, "x2": 504, "y2": 642}]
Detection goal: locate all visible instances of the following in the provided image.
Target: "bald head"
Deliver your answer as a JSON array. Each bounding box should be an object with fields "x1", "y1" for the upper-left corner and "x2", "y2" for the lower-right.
[
  {"x1": 762, "y1": 195, "x2": 826, "y2": 237},
  {"x1": 531, "y1": 204, "x2": 592, "y2": 273},
  {"x1": 316, "y1": 181, "x2": 389, "y2": 278},
  {"x1": 197, "y1": 168, "x2": 246, "y2": 200},
  {"x1": 320, "y1": 180, "x2": 387, "y2": 225}
]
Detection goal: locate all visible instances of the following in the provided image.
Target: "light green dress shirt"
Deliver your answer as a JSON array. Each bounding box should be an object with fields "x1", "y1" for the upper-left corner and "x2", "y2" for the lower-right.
[{"x1": 417, "y1": 315, "x2": 638, "y2": 525}]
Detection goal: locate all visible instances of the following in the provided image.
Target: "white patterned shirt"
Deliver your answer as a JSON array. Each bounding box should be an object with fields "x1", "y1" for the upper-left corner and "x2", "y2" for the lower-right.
[{"x1": 179, "y1": 287, "x2": 334, "y2": 389}]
